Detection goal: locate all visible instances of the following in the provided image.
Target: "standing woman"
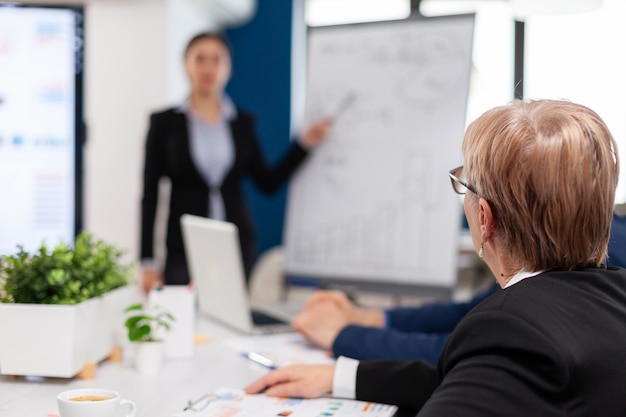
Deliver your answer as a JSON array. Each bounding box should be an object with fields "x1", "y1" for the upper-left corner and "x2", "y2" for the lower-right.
[{"x1": 140, "y1": 32, "x2": 330, "y2": 291}]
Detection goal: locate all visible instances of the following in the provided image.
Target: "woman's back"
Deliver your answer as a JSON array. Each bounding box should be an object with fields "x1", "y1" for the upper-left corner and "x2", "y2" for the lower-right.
[{"x1": 425, "y1": 267, "x2": 626, "y2": 417}]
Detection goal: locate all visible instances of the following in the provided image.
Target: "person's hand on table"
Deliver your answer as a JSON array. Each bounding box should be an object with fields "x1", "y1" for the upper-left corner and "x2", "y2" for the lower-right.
[
  {"x1": 245, "y1": 364, "x2": 336, "y2": 398},
  {"x1": 301, "y1": 290, "x2": 354, "y2": 314},
  {"x1": 300, "y1": 290, "x2": 386, "y2": 328},
  {"x1": 292, "y1": 301, "x2": 351, "y2": 350}
]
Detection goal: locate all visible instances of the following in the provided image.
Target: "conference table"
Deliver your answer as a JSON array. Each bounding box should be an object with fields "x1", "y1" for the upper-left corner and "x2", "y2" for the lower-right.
[
  {"x1": 0, "y1": 318, "x2": 267, "y2": 416},
  {"x1": 0, "y1": 315, "x2": 415, "y2": 417}
]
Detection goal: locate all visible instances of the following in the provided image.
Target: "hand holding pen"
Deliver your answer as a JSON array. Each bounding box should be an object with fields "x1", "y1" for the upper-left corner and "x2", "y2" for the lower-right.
[{"x1": 300, "y1": 92, "x2": 358, "y2": 149}]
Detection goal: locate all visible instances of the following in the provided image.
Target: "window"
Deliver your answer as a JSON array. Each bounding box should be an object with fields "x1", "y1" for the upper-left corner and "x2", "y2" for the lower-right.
[
  {"x1": 524, "y1": 0, "x2": 626, "y2": 203},
  {"x1": 305, "y1": 0, "x2": 410, "y2": 26}
]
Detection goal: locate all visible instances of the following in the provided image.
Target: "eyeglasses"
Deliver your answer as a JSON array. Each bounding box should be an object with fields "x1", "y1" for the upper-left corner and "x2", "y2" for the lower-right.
[
  {"x1": 183, "y1": 393, "x2": 219, "y2": 412},
  {"x1": 448, "y1": 166, "x2": 479, "y2": 195}
]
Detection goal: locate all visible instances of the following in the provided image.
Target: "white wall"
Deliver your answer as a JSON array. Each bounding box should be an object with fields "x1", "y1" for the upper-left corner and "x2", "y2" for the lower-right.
[{"x1": 83, "y1": 0, "x2": 169, "y2": 271}]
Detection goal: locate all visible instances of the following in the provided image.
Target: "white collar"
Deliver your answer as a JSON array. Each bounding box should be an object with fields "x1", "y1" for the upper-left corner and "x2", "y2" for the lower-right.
[{"x1": 504, "y1": 269, "x2": 544, "y2": 289}]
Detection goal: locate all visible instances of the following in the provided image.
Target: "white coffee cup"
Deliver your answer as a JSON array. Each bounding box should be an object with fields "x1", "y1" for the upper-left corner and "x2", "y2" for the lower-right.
[{"x1": 57, "y1": 388, "x2": 136, "y2": 417}]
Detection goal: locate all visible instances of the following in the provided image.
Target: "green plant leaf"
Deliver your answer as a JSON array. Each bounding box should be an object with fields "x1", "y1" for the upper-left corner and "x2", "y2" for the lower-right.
[
  {"x1": 124, "y1": 315, "x2": 152, "y2": 328},
  {"x1": 124, "y1": 303, "x2": 144, "y2": 313},
  {"x1": 128, "y1": 324, "x2": 152, "y2": 342},
  {"x1": 123, "y1": 302, "x2": 175, "y2": 343},
  {"x1": 0, "y1": 232, "x2": 132, "y2": 304}
]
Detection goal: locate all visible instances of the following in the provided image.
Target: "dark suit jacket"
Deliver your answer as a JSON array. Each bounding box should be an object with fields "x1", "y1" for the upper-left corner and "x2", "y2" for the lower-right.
[
  {"x1": 355, "y1": 267, "x2": 626, "y2": 416},
  {"x1": 140, "y1": 107, "x2": 308, "y2": 284}
]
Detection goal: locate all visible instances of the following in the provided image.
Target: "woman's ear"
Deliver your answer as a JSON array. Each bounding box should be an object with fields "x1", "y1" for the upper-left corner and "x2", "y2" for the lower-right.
[{"x1": 478, "y1": 198, "x2": 496, "y2": 241}]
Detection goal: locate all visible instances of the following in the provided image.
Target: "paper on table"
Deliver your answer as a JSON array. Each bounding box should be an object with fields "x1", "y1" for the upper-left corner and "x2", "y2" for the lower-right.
[
  {"x1": 173, "y1": 387, "x2": 398, "y2": 417},
  {"x1": 223, "y1": 333, "x2": 335, "y2": 368}
]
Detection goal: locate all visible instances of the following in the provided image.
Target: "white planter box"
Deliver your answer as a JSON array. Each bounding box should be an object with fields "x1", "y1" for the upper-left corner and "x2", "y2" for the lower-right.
[
  {"x1": 0, "y1": 285, "x2": 132, "y2": 378},
  {"x1": 0, "y1": 298, "x2": 99, "y2": 377},
  {"x1": 89, "y1": 285, "x2": 132, "y2": 362}
]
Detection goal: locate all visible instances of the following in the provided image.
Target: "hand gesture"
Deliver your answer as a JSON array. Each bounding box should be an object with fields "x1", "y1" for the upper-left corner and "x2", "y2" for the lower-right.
[{"x1": 300, "y1": 118, "x2": 332, "y2": 149}]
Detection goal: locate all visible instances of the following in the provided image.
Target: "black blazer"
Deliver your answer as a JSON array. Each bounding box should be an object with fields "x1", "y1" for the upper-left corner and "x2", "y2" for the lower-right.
[
  {"x1": 355, "y1": 267, "x2": 626, "y2": 416},
  {"x1": 140, "y1": 107, "x2": 308, "y2": 284}
]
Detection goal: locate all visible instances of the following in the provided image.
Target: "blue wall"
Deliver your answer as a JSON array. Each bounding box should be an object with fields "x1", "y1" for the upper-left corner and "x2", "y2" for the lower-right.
[{"x1": 226, "y1": 1, "x2": 296, "y2": 260}]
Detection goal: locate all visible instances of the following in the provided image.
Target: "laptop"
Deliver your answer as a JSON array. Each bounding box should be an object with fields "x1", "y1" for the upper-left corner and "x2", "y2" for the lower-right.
[{"x1": 180, "y1": 214, "x2": 296, "y2": 334}]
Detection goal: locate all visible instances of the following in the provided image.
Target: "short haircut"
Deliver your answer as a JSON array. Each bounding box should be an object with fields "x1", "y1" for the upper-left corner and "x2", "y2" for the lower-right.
[
  {"x1": 184, "y1": 32, "x2": 232, "y2": 59},
  {"x1": 462, "y1": 99, "x2": 620, "y2": 271}
]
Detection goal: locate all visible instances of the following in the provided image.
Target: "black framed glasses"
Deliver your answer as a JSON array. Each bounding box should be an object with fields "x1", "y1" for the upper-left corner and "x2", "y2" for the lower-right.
[{"x1": 448, "y1": 166, "x2": 478, "y2": 195}]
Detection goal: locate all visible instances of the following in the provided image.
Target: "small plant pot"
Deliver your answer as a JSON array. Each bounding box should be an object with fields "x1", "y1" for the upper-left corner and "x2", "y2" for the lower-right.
[{"x1": 134, "y1": 341, "x2": 164, "y2": 375}]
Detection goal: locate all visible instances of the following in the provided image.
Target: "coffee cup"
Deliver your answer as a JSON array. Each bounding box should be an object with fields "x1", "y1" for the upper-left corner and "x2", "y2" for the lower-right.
[{"x1": 57, "y1": 388, "x2": 136, "y2": 417}]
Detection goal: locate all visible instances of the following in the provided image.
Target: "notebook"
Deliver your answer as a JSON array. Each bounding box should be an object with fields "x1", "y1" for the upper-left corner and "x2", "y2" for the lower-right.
[{"x1": 180, "y1": 214, "x2": 296, "y2": 334}]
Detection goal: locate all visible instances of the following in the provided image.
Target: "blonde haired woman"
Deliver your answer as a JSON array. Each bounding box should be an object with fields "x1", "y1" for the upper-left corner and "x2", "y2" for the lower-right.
[{"x1": 246, "y1": 99, "x2": 626, "y2": 416}]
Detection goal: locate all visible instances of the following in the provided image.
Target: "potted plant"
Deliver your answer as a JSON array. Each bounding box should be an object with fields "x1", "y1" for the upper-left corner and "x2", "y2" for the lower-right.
[
  {"x1": 0, "y1": 232, "x2": 133, "y2": 377},
  {"x1": 124, "y1": 303, "x2": 175, "y2": 375}
]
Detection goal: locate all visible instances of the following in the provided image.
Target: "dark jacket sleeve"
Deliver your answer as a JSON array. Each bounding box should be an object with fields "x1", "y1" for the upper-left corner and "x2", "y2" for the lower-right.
[
  {"x1": 333, "y1": 325, "x2": 449, "y2": 365},
  {"x1": 332, "y1": 284, "x2": 501, "y2": 364},
  {"x1": 140, "y1": 113, "x2": 165, "y2": 260},
  {"x1": 355, "y1": 360, "x2": 438, "y2": 412},
  {"x1": 242, "y1": 116, "x2": 309, "y2": 194},
  {"x1": 607, "y1": 212, "x2": 626, "y2": 268},
  {"x1": 387, "y1": 282, "x2": 500, "y2": 333}
]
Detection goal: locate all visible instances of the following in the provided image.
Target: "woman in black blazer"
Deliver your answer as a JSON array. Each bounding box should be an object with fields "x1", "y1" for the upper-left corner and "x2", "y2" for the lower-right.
[
  {"x1": 245, "y1": 99, "x2": 626, "y2": 416},
  {"x1": 140, "y1": 32, "x2": 330, "y2": 290}
]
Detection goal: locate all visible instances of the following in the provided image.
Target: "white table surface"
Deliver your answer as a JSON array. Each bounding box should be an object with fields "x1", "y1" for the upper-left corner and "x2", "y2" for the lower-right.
[{"x1": 0, "y1": 318, "x2": 278, "y2": 417}]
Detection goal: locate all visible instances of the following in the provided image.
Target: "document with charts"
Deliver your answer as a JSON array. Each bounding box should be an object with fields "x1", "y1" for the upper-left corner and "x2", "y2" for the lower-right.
[{"x1": 173, "y1": 387, "x2": 398, "y2": 417}]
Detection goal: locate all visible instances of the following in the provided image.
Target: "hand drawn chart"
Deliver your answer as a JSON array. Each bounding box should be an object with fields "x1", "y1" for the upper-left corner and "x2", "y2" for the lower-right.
[{"x1": 284, "y1": 15, "x2": 475, "y2": 289}]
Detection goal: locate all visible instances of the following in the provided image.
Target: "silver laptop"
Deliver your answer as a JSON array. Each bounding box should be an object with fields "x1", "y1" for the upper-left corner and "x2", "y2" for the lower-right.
[{"x1": 180, "y1": 214, "x2": 295, "y2": 334}]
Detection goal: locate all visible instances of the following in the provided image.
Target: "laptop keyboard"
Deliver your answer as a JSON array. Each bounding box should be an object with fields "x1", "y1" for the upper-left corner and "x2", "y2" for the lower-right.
[{"x1": 251, "y1": 309, "x2": 287, "y2": 325}]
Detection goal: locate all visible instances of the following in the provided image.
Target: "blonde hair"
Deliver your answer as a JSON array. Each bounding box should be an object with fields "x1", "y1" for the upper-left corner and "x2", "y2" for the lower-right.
[{"x1": 462, "y1": 99, "x2": 620, "y2": 271}]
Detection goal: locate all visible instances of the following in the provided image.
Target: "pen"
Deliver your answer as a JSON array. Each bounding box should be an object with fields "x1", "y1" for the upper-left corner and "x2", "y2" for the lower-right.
[
  {"x1": 332, "y1": 92, "x2": 357, "y2": 121},
  {"x1": 243, "y1": 351, "x2": 278, "y2": 370}
]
